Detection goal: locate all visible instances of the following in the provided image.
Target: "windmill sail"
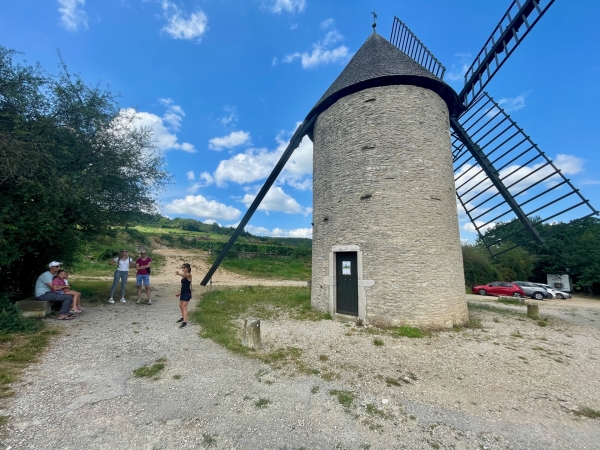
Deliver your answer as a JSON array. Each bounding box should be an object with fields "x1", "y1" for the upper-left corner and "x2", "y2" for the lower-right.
[
  {"x1": 452, "y1": 92, "x2": 599, "y2": 256},
  {"x1": 390, "y1": 17, "x2": 446, "y2": 79},
  {"x1": 459, "y1": 0, "x2": 556, "y2": 107}
]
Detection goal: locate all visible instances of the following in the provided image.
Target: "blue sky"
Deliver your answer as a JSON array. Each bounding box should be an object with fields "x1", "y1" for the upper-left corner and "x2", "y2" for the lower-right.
[{"x1": 2, "y1": 0, "x2": 599, "y2": 240}]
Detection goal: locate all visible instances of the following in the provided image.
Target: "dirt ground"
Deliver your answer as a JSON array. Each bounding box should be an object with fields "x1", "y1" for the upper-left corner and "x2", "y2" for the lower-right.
[{"x1": 1, "y1": 249, "x2": 599, "y2": 449}]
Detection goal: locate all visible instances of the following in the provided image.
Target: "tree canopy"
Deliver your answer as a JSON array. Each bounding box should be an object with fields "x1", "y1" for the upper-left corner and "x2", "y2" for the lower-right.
[{"x1": 0, "y1": 47, "x2": 169, "y2": 295}]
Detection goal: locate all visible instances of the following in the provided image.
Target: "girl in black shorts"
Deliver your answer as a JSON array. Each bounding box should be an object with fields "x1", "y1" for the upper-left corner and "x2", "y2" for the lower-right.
[{"x1": 175, "y1": 263, "x2": 192, "y2": 328}]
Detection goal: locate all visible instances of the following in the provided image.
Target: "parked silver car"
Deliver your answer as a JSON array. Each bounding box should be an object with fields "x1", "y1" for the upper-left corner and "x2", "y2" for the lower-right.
[
  {"x1": 535, "y1": 283, "x2": 572, "y2": 299},
  {"x1": 512, "y1": 281, "x2": 550, "y2": 300}
]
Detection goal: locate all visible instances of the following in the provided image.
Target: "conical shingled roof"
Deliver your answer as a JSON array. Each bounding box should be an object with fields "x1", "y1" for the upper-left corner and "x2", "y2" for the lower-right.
[{"x1": 305, "y1": 33, "x2": 463, "y2": 126}]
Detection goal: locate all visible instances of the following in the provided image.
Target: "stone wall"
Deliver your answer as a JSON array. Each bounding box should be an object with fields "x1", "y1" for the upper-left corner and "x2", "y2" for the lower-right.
[{"x1": 311, "y1": 84, "x2": 468, "y2": 328}]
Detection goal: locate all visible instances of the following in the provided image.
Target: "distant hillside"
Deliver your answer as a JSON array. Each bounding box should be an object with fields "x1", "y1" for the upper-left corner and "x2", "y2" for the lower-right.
[{"x1": 131, "y1": 214, "x2": 312, "y2": 248}]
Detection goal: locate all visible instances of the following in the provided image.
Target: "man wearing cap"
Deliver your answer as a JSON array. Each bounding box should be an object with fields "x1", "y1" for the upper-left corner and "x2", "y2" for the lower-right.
[{"x1": 34, "y1": 262, "x2": 74, "y2": 320}]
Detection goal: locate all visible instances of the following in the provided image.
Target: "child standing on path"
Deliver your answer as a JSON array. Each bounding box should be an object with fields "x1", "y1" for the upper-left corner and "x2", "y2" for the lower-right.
[
  {"x1": 108, "y1": 250, "x2": 133, "y2": 303},
  {"x1": 175, "y1": 263, "x2": 192, "y2": 329}
]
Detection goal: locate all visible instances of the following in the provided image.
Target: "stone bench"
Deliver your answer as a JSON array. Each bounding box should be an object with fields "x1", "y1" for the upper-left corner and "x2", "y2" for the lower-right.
[{"x1": 15, "y1": 297, "x2": 51, "y2": 317}]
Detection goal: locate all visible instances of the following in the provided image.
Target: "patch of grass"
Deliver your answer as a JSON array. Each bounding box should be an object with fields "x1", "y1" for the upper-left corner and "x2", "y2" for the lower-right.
[
  {"x1": 133, "y1": 358, "x2": 166, "y2": 378},
  {"x1": 319, "y1": 354, "x2": 329, "y2": 362},
  {"x1": 201, "y1": 433, "x2": 217, "y2": 448},
  {"x1": 373, "y1": 338, "x2": 384, "y2": 346},
  {"x1": 511, "y1": 331, "x2": 524, "y2": 338},
  {"x1": 497, "y1": 298, "x2": 522, "y2": 306},
  {"x1": 0, "y1": 328, "x2": 58, "y2": 399},
  {"x1": 366, "y1": 403, "x2": 389, "y2": 419},
  {"x1": 574, "y1": 407, "x2": 600, "y2": 419},
  {"x1": 468, "y1": 302, "x2": 524, "y2": 317},
  {"x1": 259, "y1": 347, "x2": 303, "y2": 370},
  {"x1": 311, "y1": 386, "x2": 320, "y2": 394},
  {"x1": 453, "y1": 317, "x2": 483, "y2": 331},
  {"x1": 537, "y1": 320, "x2": 548, "y2": 327},
  {"x1": 255, "y1": 398, "x2": 271, "y2": 409},
  {"x1": 393, "y1": 325, "x2": 425, "y2": 339},
  {"x1": 363, "y1": 418, "x2": 384, "y2": 431},
  {"x1": 173, "y1": 374, "x2": 181, "y2": 380},
  {"x1": 208, "y1": 254, "x2": 311, "y2": 281},
  {"x1": 191, "y1": 286, "x2": 326, "y2": 368},
  {"x1": 320, "y1": 371, "x2": 337, "y2": 381},
  {"x1": 385, "y1": 377, "x2": 401, "y2": 387},
  {"x1": 329, "y1": 389, "x2": 355, "y2": 409}
]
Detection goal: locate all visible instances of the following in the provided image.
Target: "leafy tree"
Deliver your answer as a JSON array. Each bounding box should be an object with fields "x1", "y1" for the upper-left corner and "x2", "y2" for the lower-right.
[
  {"x1": 461, "y1": 243, "x2": 501, "y2": 286},
  {"x1": 0, "y1": 47, "x2": 169, "y2": 295}
]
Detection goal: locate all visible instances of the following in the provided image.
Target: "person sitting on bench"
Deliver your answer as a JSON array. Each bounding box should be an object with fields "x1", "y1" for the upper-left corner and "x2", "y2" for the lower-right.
[{"x1": 34, "y1": 261, "x2": 74, "y2": 320}]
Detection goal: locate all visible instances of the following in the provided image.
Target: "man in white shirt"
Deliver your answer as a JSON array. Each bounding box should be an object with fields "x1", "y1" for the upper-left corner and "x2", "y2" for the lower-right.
[{"x1": 34, "y1": 261, "x2": 73, "y2": 320}]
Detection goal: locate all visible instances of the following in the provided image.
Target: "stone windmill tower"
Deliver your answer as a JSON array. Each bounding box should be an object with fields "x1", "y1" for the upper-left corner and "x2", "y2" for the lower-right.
[
  {"x1": 306, "y1": 32, "x2": 467, "y2": 328},
  {"x1": 202, "y1": 1, "x2": 598, "y2": 328}
]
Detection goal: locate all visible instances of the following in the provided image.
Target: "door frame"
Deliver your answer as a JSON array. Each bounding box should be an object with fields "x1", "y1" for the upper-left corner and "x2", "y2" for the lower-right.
[{"x1": 322, "y1": 245, "x2": 374, "y2": 321}]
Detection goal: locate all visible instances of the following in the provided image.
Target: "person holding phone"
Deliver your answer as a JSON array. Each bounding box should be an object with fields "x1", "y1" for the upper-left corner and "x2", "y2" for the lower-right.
[
  {"x1": 135, "y1": 250, "x2": 152, "y2": 305},
  {"x1": 108, "y1": 250, "x2": 133, "y2": 304}
]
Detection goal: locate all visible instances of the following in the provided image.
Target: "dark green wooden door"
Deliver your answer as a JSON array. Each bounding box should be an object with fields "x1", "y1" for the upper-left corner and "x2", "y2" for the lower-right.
[{"x1": 336, "y1": 252, "x2": 358, "y2": 316}]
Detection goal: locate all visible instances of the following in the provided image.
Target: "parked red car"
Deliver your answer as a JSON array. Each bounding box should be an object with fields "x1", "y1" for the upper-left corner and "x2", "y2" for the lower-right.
[{"x1": 472, "y1": 281, "x2": 525, "y2": 298}]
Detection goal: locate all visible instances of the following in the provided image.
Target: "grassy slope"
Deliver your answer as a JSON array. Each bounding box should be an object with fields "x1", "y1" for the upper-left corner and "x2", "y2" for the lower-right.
[
  {"x1": 72, "y1": 223, "x2": 312, "y2": 281},
  {"x1": 209, "y1": 256, "x2": 311, "y2": 281}
]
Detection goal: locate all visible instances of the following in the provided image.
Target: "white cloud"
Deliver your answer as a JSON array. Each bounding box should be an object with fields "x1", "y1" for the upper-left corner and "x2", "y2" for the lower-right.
[
  {"x1": 446, "y1": 53, "x2": 472, "y2": 82},
  {"x1": 272, "y1": 57, "x2": 278, "y2": 66},
  {"x1": 58, "y1": 0, "x2": 88, "y2": 32},
  {"x1": 164, "y1": 195, "x2": 241, "y2": 221},
  {"x1": 220, "y1": 107, "x2": 238, "y2": 126},
  {"x1": 270, "y1": 0, "x2": 306, "y2": 14},
  {"x1": 486, "y1": 92, "x2": 529, "y2": 118},
  {"x1": 187, "y1": 171, "x2": 195, "y2": 181},
  {"x1": 162, "y1": 1, "x2": 208, "y2": 41},
  {"x1": 214, "y1": 147, "x2": 280, "y2": 186},
  {"x1": 120, "y1": 104, "x2": 196, "y2": 153},
  {"x1": 212, "y1": 125, "x2": 313, "y2": 189},
  {"x1": 283, "y1": 29, "x2": 350, "y2": 69},
  {"x1": 187, "y1": 172, "x2": 215, "y2": 193},
  {"x1": 242, "y1": 185, "x2": 310, "y2": 215},
  {"x1": 462, "y1": 220, "x2": 496, "y2": 234},
  {"x1": 245, "y1": 224, "x2": 312, "y2": 238},
  {"x1": 209, "y1": 131, "x2": 251, "y2": 151},
  {"x1": 322, "y1": 30, "x2": 343, "y2": 46},
  {"x1": 320, "y1": 18, "x2": 334, "y2": 29},
  {"x1": 159, "y1": 98, "x2": 185, "y2": 130},
  {"x1": 498, "y1": 93, "x2": 528, "y2": 113},
  {"x1": 278, "y1": 134, "x2": 313, "y2": 190}
]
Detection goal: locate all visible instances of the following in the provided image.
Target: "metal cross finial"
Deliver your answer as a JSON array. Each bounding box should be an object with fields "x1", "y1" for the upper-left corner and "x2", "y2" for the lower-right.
[{"x1": 371, "y1": 11, "x2": 377, "y2": 34}]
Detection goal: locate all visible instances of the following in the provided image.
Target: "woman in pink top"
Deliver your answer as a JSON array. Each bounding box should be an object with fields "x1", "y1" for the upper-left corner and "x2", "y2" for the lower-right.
[{"x1": 52, "y1": 270, "x2": 83, "y2": 313}]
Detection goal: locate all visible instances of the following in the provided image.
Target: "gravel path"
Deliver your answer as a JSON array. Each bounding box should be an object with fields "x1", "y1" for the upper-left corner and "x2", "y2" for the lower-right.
[{"x1": 2, "y1": 254, "x2": 600, "y2": 449}]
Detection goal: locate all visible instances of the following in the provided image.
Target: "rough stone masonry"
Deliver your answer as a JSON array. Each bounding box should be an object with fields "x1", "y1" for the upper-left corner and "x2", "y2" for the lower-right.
[{"x1": 308, "y1": 33, "x2": 468, "y2": 328}]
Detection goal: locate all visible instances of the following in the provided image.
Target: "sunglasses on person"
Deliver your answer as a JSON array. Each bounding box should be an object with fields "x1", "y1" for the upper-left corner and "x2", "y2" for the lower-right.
[{"x1": 141, "y1": 252, "x2": 146, "y2": 255}]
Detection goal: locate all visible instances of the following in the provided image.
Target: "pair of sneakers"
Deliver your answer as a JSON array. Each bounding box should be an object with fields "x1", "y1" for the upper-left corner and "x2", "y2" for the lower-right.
[
  {"x1": 108, "y1": 298, "x2": 126, "y2": 304},
  {"x1": 136, "y1": 298, "x2": 152, "y2": 305}
]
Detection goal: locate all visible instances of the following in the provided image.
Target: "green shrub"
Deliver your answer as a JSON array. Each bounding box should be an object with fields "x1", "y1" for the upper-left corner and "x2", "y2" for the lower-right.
[{"x1": 0, "y1": 295, "x2": 43, "y2": 334}]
